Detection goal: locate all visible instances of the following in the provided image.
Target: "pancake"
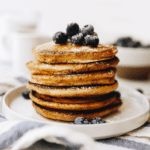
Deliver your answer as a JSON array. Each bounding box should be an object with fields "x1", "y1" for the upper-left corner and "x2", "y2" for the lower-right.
[
  {"x1": 26, "y1": 57, "x2": 119, "y2": 75},
  {"x1": 32, "y1": 91, "x2": 116, "y2": 104},
  {"x1": 27, "y1": 81, "x2": 118, "y2": 97},
  {"x1": 30, "y1": 68, "x2": 116, "y2": 86},
  {"x1": 32, "y1": 42, "x2": 118, "y2": 63},
  {"x1": 32, "y1": 98, "x2": 122, "y2": 121},
  {"x1": 30, "y1": 91, "x2": 117, "y2": 110}
]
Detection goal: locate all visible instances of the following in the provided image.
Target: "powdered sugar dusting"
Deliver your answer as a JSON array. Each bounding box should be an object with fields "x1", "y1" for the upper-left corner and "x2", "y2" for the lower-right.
[{"x1": 33, "y1": 41, "x2": 117, "y2": 54}]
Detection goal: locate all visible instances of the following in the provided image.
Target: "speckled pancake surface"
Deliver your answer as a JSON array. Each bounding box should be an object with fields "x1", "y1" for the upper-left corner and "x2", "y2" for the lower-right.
[
  {"x1": 32, "y1": 91, "x2": 116, "y2": 104},
  {"x1": 27, "y1": 81, "x2": 118, "y2": 97},
  {"x1": 30, "y1": 91, "x2": 118, "y2": 111},
  {"x1": 26, "y1": 57, "x2": 119, "y2": 75},
  {"x1": 30, "y1": 68, "x2": 116, "y2": 86},
  {"x1": 32, "y1": 98, "x2": 122, "y2": 121},
  {"x1": 32, "y1": 42, "x2": 118, "y2": 63}
]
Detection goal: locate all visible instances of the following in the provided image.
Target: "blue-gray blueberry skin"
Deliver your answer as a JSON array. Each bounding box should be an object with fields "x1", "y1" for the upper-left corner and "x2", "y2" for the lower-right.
[
  {"x1": 66, "y1": 22, "x2": 80, "y2": 37},
  {"x1": 81, "y1": 24, "x2": 94, "y2": 36},
  {"x1": 74, "y1": 117, "x2": 89, "y2": 125},
  {"x1": 84, "y1": 35, "x2": 99, "y2": 47},
  {"x1": 53, "y1": 23, "x2": 100, "y2": 47},
  {"x1": 22, "y1": 90, "x2": 30, "y2": 99},
  {"x1": 71, "y1": 33, "x2": 84, "y2": 45},
  {"x1": 53, "y1": 32, "x2": 68, "y2": 44},
  {"x1": 91, "y1": 117, "x2": 106, "y2": 124}
]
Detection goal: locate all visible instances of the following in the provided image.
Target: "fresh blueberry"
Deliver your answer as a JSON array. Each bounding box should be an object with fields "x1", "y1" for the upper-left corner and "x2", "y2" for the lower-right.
[
  {"x1": 79, "y1": 28, "x2": 82, "y2": 33},
  {"x1": 0, "y1": 93, "x2": 5, "y2": 96},
  {"x1": 115, "y1": 37, "x2": 133, "y2": 47},
  {"x1": 22, "y1": 90, "x2": 30, "y2": 99},
  {"x1": 112, "y1": 43, "x2": 117, "y2": 46},
  {"x1": 74, "y1": 117, "x2": 89, "y2": 124},
  {"x1": 92, "y1": 32, "x2": 98, "y2": 36},
  {"x1": 71, "y1": 33, "x2": 84, "y2": 45},
  {"x1": 132, "y1": 41, "x2": 141, "y2": 48},
  {"x1": 82, "y1": 25, "x2": 94, "y2": 36},
  {"x1": 91, "y1": 117, "x2": 106, "y2": 124},
  {"x1": 137, "y1": 89, "x2": 144, "y2": 94},
  {"x1": 53, "y1": 32, "x2": 68, "y2": 44},
  {"x1": 66, "y1": 22, "x2": 79, "y2": 37},
  {"x1": 114, "y1": 91, "x2": 121, "y2": 98},
  {"x1": 84, "y1": 35, "x2": 99, "y2": 47}
]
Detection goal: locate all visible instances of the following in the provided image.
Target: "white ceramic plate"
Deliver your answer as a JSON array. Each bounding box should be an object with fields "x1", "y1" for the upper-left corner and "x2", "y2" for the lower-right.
[{"x1": 2, "y1": 84, "x2": 149, "y2": 139}]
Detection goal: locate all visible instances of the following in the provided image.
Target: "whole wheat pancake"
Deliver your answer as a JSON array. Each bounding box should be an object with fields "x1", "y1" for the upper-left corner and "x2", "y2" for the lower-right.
[
  {"x1": 32, "y1": 98, "x2": 122, "y2": 121},
  {"x1": 30, "y1": 91, "x2": 117, "y2": 110},
  {"x1": 27, "y1": 81, "x2": 118, "y2": 97},
  {"x1": 30, "y1": 68, "x2": 116, "y2": 86},
  {"x1": 26, "y1": 57, "x2": 119, "y2": 75},
  {"x1": 32, "y1": 91, "x2": 116, "y2": 104},
  {"x1": 32, "y1": 42, "x2": 118, "y2": 63}
]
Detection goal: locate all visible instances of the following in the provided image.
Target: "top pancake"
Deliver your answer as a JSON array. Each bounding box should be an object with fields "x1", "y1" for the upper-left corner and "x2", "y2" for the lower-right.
[{"x1": 32, "y1": 41, "x2": 118, "y2": 63}]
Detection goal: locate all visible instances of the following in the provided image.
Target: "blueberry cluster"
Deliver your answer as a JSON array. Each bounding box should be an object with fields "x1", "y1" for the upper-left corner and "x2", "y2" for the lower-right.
[
  {"x1": 22, "y1": 90, "x2": 30, "y2": 99},
  {"x1": 53, "y1": 22, "x2": 99, "y2": 47},
  {"x1": 113, "y1": 37, "x2": 150, "y2": 48},
  {"x1": 74, "y1": 117, "x2": 106, "y2": 125}
]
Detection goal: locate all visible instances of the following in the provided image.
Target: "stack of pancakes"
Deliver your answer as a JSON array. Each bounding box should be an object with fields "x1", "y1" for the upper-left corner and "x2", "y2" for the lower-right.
[{"x1": 26, "y1": 42, "x2": 122, "y2": 122}]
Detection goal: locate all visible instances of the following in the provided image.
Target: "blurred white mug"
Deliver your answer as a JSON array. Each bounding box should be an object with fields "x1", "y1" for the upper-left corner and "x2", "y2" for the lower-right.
[
  {"x1": 12, "y1": 33, "x2": 51, "y2": 76},
  {"x1": 0, "y1": 11, "x2": 39, "y2": 61}
]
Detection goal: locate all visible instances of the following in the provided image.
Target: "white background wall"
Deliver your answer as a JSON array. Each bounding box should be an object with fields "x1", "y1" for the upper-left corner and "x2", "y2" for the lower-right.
[{"x1": 0, "y1": 0, "x2": 150, "y2": 44}]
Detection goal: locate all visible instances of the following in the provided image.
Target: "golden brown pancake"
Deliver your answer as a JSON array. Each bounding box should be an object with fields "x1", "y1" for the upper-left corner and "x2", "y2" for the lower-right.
[
  {"x1": 32, "y1": 91, "x2": 116, "y2": 104},
  {"x1": 26, "y1": 38, "x2": 121, "y2": 122},
  {"x1": 30, "y1": 91, "x2": 117, "y2": 111},
  {"x1": 30, "y1": 68, "x2": 116, "y2": 86},
  {"x1": 27, "y1": 81, "x2": 118, "y2": 97},
  {"x1": 26, "y1": 57, "x2": 119, "y2": 75},
  {"x1": 32, "y1": 42, "x2": 118, "y2": 63},
  {"x1": 32, "y1": 98, "x2": 122, "y2": 121}
]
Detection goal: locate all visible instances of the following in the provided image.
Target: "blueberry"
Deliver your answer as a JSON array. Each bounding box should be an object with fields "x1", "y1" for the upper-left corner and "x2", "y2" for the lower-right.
[
  {"x1": 137, "y1": 89, "x2": 144, "y2": 94},
  {"x1": 0, "y1": 92, "x2": 5, "y2": 96},
  {"x1": 22, "y1": 90, "x2": 30, "y2": 99},
  {"x1": 115, "y1": 37, "x2": 133, "y2": 47},
  {"x1": 74, "y1": 117, "x2": 89, "y2": 124},
  {"x1": 66, "y1": 22, "x2": 79, "y2": 37},
  {"x1": 91, "y1": 117, "x2": 106, "y2": 124},
  {"x1": 84, "y1": 35, "x2": 99, "y2": 47},
  {"x1": 132, "y1": 41, "x2": 141, "y2": 48},
  {"x1": 53, "y1": 32, "x2": 68, "y2": 44},
  {"x1": 71, "y1": 33, "x2": 84, "y2": 45},
  {"x1": 79, "y1": 28, "x2": 82, "y2": 33},
  {"x1": 112, "y1": 43, "x2": 117, "y2": 46},
  {"x1": 82, "y1": 25, "x2": 94, "y2": 36},
  {"x1": 92, "y1": 32, "x2": 98, "y2": 36},
  {"x1": 114, "y1": 91, "x2": 121, "y2": 98}
]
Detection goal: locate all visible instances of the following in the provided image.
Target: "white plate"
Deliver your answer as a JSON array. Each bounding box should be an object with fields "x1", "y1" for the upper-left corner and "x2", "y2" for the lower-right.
[
  {"x1": 117, "y1": 77, "x2": 150, "y2": 101},
  {"x1": 2, "y1": 84, "x2": 149, "y2": 139}
]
